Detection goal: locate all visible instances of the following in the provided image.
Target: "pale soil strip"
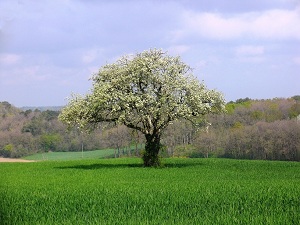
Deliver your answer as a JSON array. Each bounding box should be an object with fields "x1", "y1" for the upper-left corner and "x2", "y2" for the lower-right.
[{"x1": 0, "y1": 157, "x2": 35, "y2": 163}]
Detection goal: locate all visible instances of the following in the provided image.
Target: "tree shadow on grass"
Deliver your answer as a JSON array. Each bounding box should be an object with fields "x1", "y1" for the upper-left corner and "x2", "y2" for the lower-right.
[
  {"x1": 56, "y1": 163, "x2": 142, "y2": 170},
  {"x1": 56, "y1": 162, "x2": 198, "y2": 170}
]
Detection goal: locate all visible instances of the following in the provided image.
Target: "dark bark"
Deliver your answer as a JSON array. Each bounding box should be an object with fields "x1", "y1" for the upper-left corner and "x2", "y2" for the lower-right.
[{"x1": 143, "y1": 133, "x2": 161, "y2": 167}]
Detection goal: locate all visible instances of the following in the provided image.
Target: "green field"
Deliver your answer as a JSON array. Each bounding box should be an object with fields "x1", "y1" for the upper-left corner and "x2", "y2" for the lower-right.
[
  {"x1": 0, "y1": 158, "x2": 299, "y2": 224},
  {"x1": 23, "y1": 149, "x2": 116, "y2": 161}
]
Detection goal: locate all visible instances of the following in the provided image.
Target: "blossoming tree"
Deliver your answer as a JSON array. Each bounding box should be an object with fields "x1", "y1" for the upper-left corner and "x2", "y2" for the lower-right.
[{"x1": 59, "y1": 49, "x2": 225, "y2": 166}]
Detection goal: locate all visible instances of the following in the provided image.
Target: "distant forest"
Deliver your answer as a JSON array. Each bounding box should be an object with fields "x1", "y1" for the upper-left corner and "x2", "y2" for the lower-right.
[{"x1": 1, "y1": 96, "x2": 300, "y2": 161}]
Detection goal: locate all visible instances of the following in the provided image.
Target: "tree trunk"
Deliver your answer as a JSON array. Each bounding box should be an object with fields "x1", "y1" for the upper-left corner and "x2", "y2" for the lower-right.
[{"x1": 143, "y1": 133, "x2": 161, "y2": 167}]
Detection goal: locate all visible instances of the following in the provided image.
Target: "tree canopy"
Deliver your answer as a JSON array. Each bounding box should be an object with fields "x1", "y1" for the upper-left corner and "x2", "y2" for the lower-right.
[{"x1": 59, "y1": 49, "x2": 225, "y2": 166}]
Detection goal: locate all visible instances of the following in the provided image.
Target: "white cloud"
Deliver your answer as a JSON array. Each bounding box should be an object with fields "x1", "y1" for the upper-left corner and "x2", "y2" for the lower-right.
[
  {"x1": 81, "y1": 48, "x2": 104, "y2": 64},
  {"x1": 293, "y1": 57, "x2": 300, "y2": 65},
  {"x1": 1, "y1": 0, "x2": 299, "y2": 106},
  {"x1": 235, "y1": 45, "x2": 264, "y2": 56},
  {"x1": 82, "y1": 50, "x2": 97, "y2": 64},
  {"x1": 0, "y1": 65, "x2": 46, "y2": 86},
  {"x1": 179, "y1": 7, "x2": 300, "y2": 40},
  {"x1": 167, "y1": 45, "x2": 190, "y2": 55},
  {"x1": 196, "y1": 60, "x2": 208, "y2": 68},
  {"x1": 0, "y1": 53, "x2": 21, "y2": 65},
  {"x1": 235, "y1": 45, "x2": 265, "y2": 63},
  {"x1": 87, "y1": 66, "x2": 99, "y2": 75}
]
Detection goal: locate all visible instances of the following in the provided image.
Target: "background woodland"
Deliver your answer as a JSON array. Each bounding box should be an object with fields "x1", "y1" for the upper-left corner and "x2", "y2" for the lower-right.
[{"x1": 0, "y1": 96, "x2": 300, "y2": 161}]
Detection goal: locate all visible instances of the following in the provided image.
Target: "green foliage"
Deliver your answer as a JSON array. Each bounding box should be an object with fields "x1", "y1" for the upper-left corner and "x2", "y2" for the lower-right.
[
  {"x1": 173, "y1": 144, "x2": 197, "y2": 157},
  {"x1": 0, "y1": 158, "x2": 299, "y2": 224},
  {"x1": 250, "y1": 110, "x2": 264, "y2": 120},
  {"x1": 225, "y1": 99, "x2": 251, "y2": 115},
  {"x1": 4, "y1": 144, "x2": 14, "y2": 151},
  {"x1": 0, "y1": 144, "x2": 14, "y2": 157},
  {"x1": 225, "y1": 103, "x2": 236, "y2": 114},
  {"x1": 22, "y1": 119, "x2": 42, "y2": 135},
  {"x1": 231, "y1": 121, "x2": 244, "y2": 129},
  {"x1": 289, "y1": 103, "x2": 300, "y2": 118},
  {"x1": 41, "y1": 110, "x2": 60, "y2": 121},
  {"x1": 235, "y1": 97, "x2": 252, "y2": 104},
  {"x1": 291, "y1": 95, "x2": 300, "y2": 101},
  {"x1": 39, "y1": 134, "x2": 62, "y2": 151},
  {"x1": 0, "y1": 101, "x2": 21, "y2": 118}
]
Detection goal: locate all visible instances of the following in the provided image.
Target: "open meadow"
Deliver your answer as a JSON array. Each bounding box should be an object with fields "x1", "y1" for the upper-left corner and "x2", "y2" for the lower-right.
[
  {"x1": 0, "y1": 158, "x2": 299, "y2": 224},
  {"x1": 23, "y1": 149, "x2": 116, "y2": 161}
]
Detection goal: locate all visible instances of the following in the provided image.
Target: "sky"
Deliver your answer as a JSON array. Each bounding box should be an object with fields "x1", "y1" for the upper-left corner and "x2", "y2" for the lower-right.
[{"x1": 0, "y1": 0, "x2": 299, "y2": 107}]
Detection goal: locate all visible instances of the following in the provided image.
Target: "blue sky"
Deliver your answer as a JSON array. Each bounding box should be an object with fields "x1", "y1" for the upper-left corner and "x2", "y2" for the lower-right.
[{"x1": 0, "y1": 0, "x2": 299, "y2": 107}]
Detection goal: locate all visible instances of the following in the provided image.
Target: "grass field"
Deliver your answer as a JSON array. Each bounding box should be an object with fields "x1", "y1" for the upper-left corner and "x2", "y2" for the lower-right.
[
  {"x1": 0, "y1": 158, "x2": 299, "y2": 224},
  {"x1": 23, "y1": 149, "x2": 116, "y2": 161}
]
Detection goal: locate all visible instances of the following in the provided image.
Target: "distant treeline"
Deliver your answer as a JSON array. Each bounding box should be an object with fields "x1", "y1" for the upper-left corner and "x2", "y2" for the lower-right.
[
  {"x1": 0, "y1": 96, "x2": 300, "y2": 161},
  {"x1": 20, "y1": 106, "x2": 63, "y2": 112},
  {"x1": 166, "y1": 96, "x2": 300, "y2": 161}
]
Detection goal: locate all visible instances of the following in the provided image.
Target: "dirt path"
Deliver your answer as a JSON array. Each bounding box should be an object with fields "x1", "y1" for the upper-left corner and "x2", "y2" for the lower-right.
[{"x1": 0, "y1": 157, "x2": 35, "y2": 162}]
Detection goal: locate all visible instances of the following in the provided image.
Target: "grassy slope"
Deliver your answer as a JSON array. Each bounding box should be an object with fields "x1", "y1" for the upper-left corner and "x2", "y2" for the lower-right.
[
  {"x1": 0, "y1": 158, "x2": 299, "y2": 224},
  {"x1": 23, "y1": 149, "x2": 116, "y2": 161}
]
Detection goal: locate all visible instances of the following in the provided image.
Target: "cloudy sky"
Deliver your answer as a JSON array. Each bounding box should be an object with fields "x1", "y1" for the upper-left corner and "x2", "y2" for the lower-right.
[{"x1": 0, "y1": 0, "x2": 299, "y2": 107}]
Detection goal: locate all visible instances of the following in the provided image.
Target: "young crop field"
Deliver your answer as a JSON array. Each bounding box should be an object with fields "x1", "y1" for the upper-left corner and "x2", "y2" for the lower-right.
[
  {"x1": 23, "y1": 149, "x2": 116, "y2": 161},
  {"x1": 0, "y1": 158, "x2": 299, "y2": 224}
]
